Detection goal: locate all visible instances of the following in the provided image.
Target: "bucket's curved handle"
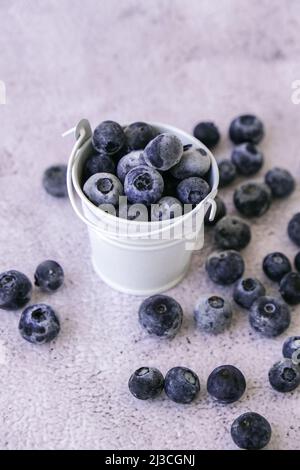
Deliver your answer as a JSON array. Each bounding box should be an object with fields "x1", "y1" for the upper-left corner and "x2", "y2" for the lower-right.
[{"x1": 67, "y1": 120, "x2": 218, "y2": 239}]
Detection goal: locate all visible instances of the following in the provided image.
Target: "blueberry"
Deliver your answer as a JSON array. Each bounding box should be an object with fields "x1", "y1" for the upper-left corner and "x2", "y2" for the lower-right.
[
  {"x1": 125, "y1": 122, "x2": 156, "y2": 150},
  {"x1": 231, "y1": 412, "x2": 271, "y2": 450},
  {"x1": 193, "y1": 122, "x2": 220, "y2": 149},
  {"x1": 206, "y1": 250, "x2": 245, "y2": 285},
  {"x1": 170, "y1": 147, "x2": 211, "y2": 180},
  {"x1": 194, "y1": 295, "x2": 232, "y2": 335},
  {"x1": 263, "y1": 252, "x2": 292, "y2": 282},
  {"x1": 229, "y1": 115, "x2": 264, "y2": 145},
  {"x1": 234, "y1": 182, "x2": 271, "y2": 218},
  {"x1": 19, "y1": 303, "x2": 60, "y2": 344},
  {"x1": 151, "y1": 196, "x2": 182, "y2": 221},
  {"x1": 164, "y1": 367, "x2": 200, "y2": 404},
  {"x1": 204, "y1": 196, "x2": 227, "y2": 227},
  {"x1": 265, "y1": 167, "x2": 295, "y2": 198},
  {"x1": 231, "y1": 143, "x2": 264, "y2": 176},
  {"x1": 143, "y1": 133, "x2": 183, "y2": 171},
  {"x1": 116, "y1": 151, "x2": 146, "y2": 183},
  {"x1": 207, "y1": 365, "x2": 246, "y2": 404},
  {"x1": 118, "y1": 203, "x2": 149, "y2": 222},
  {"x1": 83, "y1": 173, "x2": 123, "y2": 206},
  {"x1": 92, "y1": 120, "x2": 126, "y2": 155},
  {"x1": 279, "y1": 272, "x2": 300, "y2": 305},
  {"x1": 34, "y1": 260, "x2": 64, "y2": 292},
  {"x1": 82, "y1": 153, "x2": 115, "y2": 184},
  {"x1": 124, "y1": 166, "x2": 164, "y2": 206},
  {"x1": 217, "y1": 159, "x2": 237, "y2": 187},
  {"x1": 268, "y1": 359, "x2": 300, "y2": 393},
  {"x1": 43, "y1": 165, "x2": 67, "y2": 198},
  {"x1": 233, "y1": 278, "x2": 266, "y2": 309},
  {"x1": 162, "y1": 173, "x2": 180, "y2": 198},
  {"x1": 0, "y1": 270, "x2": 32, "y2": 311},
  {"x1": 214, "y1": 216, "x2": 251, "y2": 251},
  {"x1": 295, "y1": 252, "x2": 300, "y2": 272},
  {"x1": 176, "y1": 177, "x2": 210, "y2": 206},
  {"x1": 138, "y1": 295, "x2": 183, "y2": 339},
  {"x1": 282, "y1": 336, "x2": 300, "y2": 359},
  {"x1": 288, "y1": 213, "x2": 300, "y2": 246},
  {"x1": 128, "y1": 367, "x2": 164, "y2": 400},
  {"x1": 249, "y1": 296, "x2": 291, "y2": 337}
]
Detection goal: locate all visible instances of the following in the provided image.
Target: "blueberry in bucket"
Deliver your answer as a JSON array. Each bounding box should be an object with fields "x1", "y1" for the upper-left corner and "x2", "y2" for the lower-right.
[
  {"x1": 176, "y1": 177, "x2": 210, "y2": 205},
  {"x1": 0, "y1": 270, "x2": 32, "y2": 310},
  {"x1": 117, "y1": 151, "x2": 146, "y2": 183},
  {"x1": 151, "y1": 196, "x2": 182, "y2": 221},
  {"x1": 34, "y1": 260, "x2": 64, "y2": 292},
  {"x1": 83, "y1": 173, "x2": 123, "y2": 206},
  {"x1": 170, "y1": 146, "x2": 211, "y2": 180},
  {"x1": 19, "y1": 303, "x2": 60, "y2": 344},
  {"x1": 92, "y1": 120, "x2": 126, "y2": 156},
  {"x1": 43, "y1": 165, "x2": 68, "y2": 198},
  {"x1": 82, "y1": 153, "x2": 115, "y2": 183},
  {"x1": 125, "y1": 122, "x2": 156, "y2": 150},
  {"x1": 124, "y1": 166, "x2": 164, "y2": 205},
  {"x1": 143, "y1": 133, "x2": 183, "y2": 171},
  {"x1": 138, "y1": 294, "x2": 183, "y2": 339}
]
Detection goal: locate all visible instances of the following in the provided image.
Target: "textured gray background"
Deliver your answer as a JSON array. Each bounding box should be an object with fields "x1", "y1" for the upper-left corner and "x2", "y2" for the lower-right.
[{"x1": 0, "y1": 0, "x2": 300, "y2": 450}]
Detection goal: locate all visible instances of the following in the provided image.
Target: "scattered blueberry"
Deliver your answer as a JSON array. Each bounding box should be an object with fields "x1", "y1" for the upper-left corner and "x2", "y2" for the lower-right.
[
  {"x1": 143, "y1": 133, "x2": 183, "y2": 171},
  {"x1": 279, "y1": 272, "x2": 300, "y2": 305},
  {"x1": 249, "y1": 296, "x2": 291, "y2": 337},
  {"x1": 207, "y1": 365, "x2": 246, "y2": 404},
  {"x1": 295, "y1": 252, "x2": 300, "y2": 272},
  {"x1": 176, "y1": 177, "x2": 210, "y2": 206},
  {"x1": 194, "y1": 295, "x2": 232, "y2": 335},
  {"x1": 170, "y1": 147, "x2": 211, "y2": 180},
  {"x1": 125, "y1": 122, "x2": 156, "y2": 150},
  {"x1": 282, "y1": 336, "x2": 300, "y2": 359},
  {"x1": 128, "y1": 367, "x2": 164, "y2": 400},
  {"x1": 92, "y1": 120, "x2": 126, "y2": 155},
  {"x1": 43, "y1": 165, "x2": 68, "y2": 198},
  {"x1": 265, "y1": 167, "x2": 295, "y2": 198},
  {"x1": 19, "y1": 303, "x2": 60, "y2": 344},
  {"x1": 193, "y1": 122, "x2": 220, "y2": 149},
  {"x1": 231, "y1": 143, "x2": 264, "y2": 176},
  {"x1": 234, "y1": 182, "x2": 271, "y2": 218},
  {"x1": 116, "y1": 151, "x2": 146, "y2": 183},
  {"x1": 34, "y1": 260, "x2": 64, "y2": 293},
  {"x1": 206, "y1": 250, "x2": 245, "y2": 285},
  {"x1": 82, "y1": 153, "x2": 115, "y2": 184},
  {"x1": 214, "y1": 216, "x2": 251, "y2": 251},
  {"x1": 83, "y1": 173, "x2": 123, "y2": 206},
  {"x1": 231, "y1": 412, "x2": 271, "y2": 450},
  {"x1": 263, "y1": 252, "x2": 292, "y2": 282},
  {"x1": 268, "y1": 359, "x2": 300, "y2": 393},
  {"x1": 204, "y1": 196, "x2": 227, "y2": 226},
  {"x1": 217, "y1": 159, "x2": 236, "y2": 187},
  {"x1": 288, "y1": 213, "x2": 300, "y2": 246},
  {"x1": 124, "y1": 166, "x2": 164, "y2": 206},
  {"x1": 233, "y1": 278, "x2": 266, "y2": 309},
  {"x1": 164, "y1": 367, "x2": 200, "y2": 404},
  {"x1": 0, "y1": 270, "x2": 32, "y2": 311},
  {"x1": 151, "y1": 196, "x2": 182, "y2": 221},
  {"x1": 229, "y1": 114, "x2": 264, "y2": 145},
  {"x1": 138, "y1": 294, "x2": 183, "y2": 339}
]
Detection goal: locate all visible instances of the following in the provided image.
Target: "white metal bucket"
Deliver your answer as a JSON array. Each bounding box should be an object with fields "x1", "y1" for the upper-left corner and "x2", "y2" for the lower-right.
[{"x1": 67, "y1": 119, "x2": 219, "y2": 295}]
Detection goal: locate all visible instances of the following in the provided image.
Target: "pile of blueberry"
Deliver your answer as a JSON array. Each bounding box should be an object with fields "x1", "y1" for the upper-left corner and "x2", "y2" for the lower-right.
[
  {"x1": 78, "y1": 120, "x2": 214, "y2": 221},
  {"x1": 0, "y1": 261, "x2": 64, "y2": 344}
]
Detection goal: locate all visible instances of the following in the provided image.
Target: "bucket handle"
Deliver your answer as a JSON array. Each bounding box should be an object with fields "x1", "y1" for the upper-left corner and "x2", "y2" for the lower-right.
[{"x1": 67, "y1": 120, "x2": 218, "y2": 238}]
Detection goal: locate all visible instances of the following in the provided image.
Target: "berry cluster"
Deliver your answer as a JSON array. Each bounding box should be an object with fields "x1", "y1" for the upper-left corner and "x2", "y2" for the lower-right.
[{"x1": 0, "y1": 260, "x2": 63, "y2": 344}]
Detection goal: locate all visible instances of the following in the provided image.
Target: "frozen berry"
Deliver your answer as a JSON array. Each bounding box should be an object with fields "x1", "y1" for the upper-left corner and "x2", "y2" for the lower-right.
[
  {"x1": 263, "y1": 252, "x2": 292, "y2": 282},
  {"x1": 124, "y1": 166, "x2": 164, "y2": 206},
  {"x1": 125, "y1": 122, "x2": 156, "y2": 150},
  {"x1": 19, "y1": 303, "x2": 60, "y2": 344},
  {"x1": 164, "y1": 367, "x2": 200, "y2": 404},
  {"x1": 128, "y1": 367, "x2": 164, "y2": 400},
  {"x1": 233, "y1": 278, "x2": 266, "y2": 309},
  {"x1": 231, "y1": 143, "x2": 263, "y2": 176},
  {"x1": 34, "y1": 260, "x2": 64, "y2": 292},
  {"x1": 92, "y1": 120, "x2": 126, "y2": 155},
  {"x1": 143, "y1": 134, "x2": 183, "y2": 171},
  {"x1": 0, "y1": 270, "x2": 32, "y2": 311},
  {"x1": 194, "y1": 295, "x2": 232, "y2": 335},
  {"x1": 170, "y1": 146, "x2": 211, "y2": 180},
  {"x1": 234, "y1": 182, "x2": 271, "y2": 218},
  {"x1": 214, "y1": 216, "x2": 251, "y2": 251},
  {"x1": 268, "y1": 359, "x2": 300, "y2": 393},
  {"x1": 265, "y1": 167, "x2": 295, "y2": 198},
  {"x1": 279, "y1": 272, "x2": 300, "y2": 305},
  {"x1": 207, "y1": 365, "x2": 246, "y2": 404},
  {"x1": 176, "y1": 177, "x2": 210, "y2": 206},
  {"x1": 249, "y1": 296, "x2": 290, "y2": 337},
  {"x1": 206, "y1": 250, "x2": 245, "y2": 285},
  {"x1": 217, "y1": 159, "x2": 236, "y2": 187},
  {"x1": 282, "y1": 336, "x2": 300, "y2": 359},
  {"x1": 229, "y1": 115, "x2": 264, "y2": 145},
  {"x1": 204, "y1": 196, "x2": 227, "y2": 226},
  {"x1": 231, "y1": 412, "x2": 271, "y2": 450},
  {"x1": 138, "y1": 294, "x2": 183, "y2": 339},
  {"x1": 83, "y1": 173, "x2": 123, "y2": 206},
  {"x1": 43, "y1": 165, "x2": 67, "y2": 198}
]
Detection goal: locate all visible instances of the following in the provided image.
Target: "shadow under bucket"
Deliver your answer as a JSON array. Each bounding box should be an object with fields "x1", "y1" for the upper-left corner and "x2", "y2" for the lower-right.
[{"x1": 67, "y1": 120, "x2": 219, "y2": 295}]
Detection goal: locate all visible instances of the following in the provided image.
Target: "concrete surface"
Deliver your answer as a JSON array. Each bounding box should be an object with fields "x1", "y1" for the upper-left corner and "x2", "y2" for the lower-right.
[{"x1": 0, "y1": 0, "x2": 300, "y2": 450}]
